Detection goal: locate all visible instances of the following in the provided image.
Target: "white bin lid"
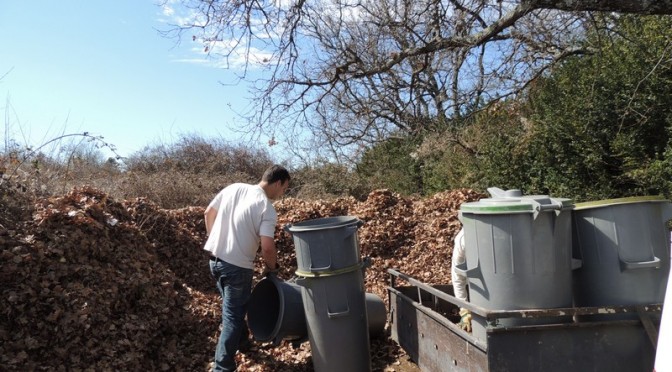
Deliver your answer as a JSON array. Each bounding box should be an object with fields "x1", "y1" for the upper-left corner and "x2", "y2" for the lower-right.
[{"x1": 460, "y1": 188, "x2": 572, "y2": 214}]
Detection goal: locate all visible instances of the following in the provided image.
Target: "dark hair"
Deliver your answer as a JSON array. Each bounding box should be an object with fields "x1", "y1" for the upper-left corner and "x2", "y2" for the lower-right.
[{"x1": 262, "y1": 164, "x2": 291, "y2": 184}]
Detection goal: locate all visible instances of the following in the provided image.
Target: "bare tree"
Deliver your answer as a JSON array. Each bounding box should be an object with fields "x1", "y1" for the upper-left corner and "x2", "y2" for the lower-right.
[{"x1": 161, "y1": 0, "x2": 672, "y2": 160}]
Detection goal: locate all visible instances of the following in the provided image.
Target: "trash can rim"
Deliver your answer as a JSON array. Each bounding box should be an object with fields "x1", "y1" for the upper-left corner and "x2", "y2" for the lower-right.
[
  {"x1": 574, "y1": 195, "x2": 669, "y2": 210},
  {"x1": 287, "y1": 216, "x2": 361, "y2": 232}
]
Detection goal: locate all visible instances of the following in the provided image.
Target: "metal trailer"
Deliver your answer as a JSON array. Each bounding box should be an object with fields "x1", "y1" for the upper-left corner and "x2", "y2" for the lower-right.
[{"x1": 387, "y1": 269, "x2": 662, "y2": 372}]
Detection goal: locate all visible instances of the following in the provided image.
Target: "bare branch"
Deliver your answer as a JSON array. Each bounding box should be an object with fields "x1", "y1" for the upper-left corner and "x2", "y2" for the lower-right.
[{"x1": 161, "y1": 0, "x2": 672, "y2": 158}]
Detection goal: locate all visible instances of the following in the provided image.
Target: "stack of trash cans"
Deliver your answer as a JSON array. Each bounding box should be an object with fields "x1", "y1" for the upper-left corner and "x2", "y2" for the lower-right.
[
  {"x1": 246, "y1": 216, "x2": 386, "y2": 371},
  {"x1": 458, "y1": 188, "x2": 672, "y2": 342},
  {"x1": 286, "y1": 216, "x2": 373, "y2": 372}
]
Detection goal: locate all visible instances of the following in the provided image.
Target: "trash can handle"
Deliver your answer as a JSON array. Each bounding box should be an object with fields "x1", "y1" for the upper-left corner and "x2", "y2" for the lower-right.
[
  {"x1": 344, "y1": 224, "x2": 360, "y2": 238},
  {"x1": 619, "y1": 256, "x2": 661, "y2": 271},
  {"x1": 454, "y1": 261, "x2": 479, "y2": 277},
  {"x1": 537, "y1": 202, "x2": 564, "y2": 211},
  {"x1": 487, "y1": 187, "x2": 507, "y2": 197},
  {"x1": 327, "y1": 306, "x2": 351, "y2": 318},
  {"x1": 326, "y1": 285, "x2": 350, "y2": 318},
  {"x1": 309, "y1": 263, "x2": 333, "y2": 271}
]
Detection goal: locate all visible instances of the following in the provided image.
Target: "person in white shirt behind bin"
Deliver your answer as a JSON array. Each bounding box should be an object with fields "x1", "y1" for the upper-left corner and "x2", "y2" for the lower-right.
[{"x1": 451, "y1": 227, "x2": 472, "y2": 332}]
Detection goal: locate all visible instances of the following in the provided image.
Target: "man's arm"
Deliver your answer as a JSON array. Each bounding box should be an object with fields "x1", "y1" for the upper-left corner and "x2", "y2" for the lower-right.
[
  {"x1": 260, "y1": 236, "x2": 278, "y2": 270},
  {"x1": 204, "y1": 206, "x2": 218, "y2": 235}
]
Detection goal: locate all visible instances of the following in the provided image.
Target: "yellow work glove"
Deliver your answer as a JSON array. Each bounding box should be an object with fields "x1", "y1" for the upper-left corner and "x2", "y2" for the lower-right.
[{"x1": 458, "y1": 308, "x2": 472, "y2": 333}]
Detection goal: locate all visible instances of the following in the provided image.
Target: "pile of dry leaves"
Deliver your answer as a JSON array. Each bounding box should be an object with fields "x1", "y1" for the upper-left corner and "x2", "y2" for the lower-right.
[{"x1": 0, "y1": 186, "x2": 483, "y2": 371}]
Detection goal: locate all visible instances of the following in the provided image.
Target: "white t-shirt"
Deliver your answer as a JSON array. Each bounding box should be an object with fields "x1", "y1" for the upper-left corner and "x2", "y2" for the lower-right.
[
  {"x1": 203, "y1": 183, "x2": 277, "y2": 269},
  {"x1": 451, "y1": 228, "x2": 468, "y2": 302}
]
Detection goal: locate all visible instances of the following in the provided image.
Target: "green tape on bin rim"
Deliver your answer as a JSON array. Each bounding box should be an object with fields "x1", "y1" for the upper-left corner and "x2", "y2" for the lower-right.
[
  {"x1": 574, "y1": 195, "x2": 669, "y2": 210},
  {"x1": 460, "y1": 203, "x2": 535, "y2": 213},
  {"x1": 460, "y1": 198, "x2": 574, "y2": 214},
  {"x1": 295, "y1": 261, "x2": 365, "y2": 278}
]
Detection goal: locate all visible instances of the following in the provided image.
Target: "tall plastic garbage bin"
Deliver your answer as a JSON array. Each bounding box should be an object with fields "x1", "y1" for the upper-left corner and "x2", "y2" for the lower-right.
[
  {"x1": 572, "y1": 196, "x2": 672, "y2": 319},
  {"x1": 458, "y1": 188, "x2": 574, "y2": 342},
  {"x1": 296, "y1": 267, "x2": 371, "y2": 372},
  {"x1": 286, "y1": 216, "x2": 372, "y2": 372}
]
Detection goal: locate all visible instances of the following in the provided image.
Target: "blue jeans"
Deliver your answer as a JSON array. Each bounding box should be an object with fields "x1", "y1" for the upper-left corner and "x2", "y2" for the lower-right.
[{"x1": 209, "y1": 259, "x2": 254, "y2": 372}]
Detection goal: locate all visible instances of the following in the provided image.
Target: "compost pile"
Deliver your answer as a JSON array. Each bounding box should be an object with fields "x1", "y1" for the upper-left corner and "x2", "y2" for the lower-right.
[{"x1": 0, "y1": 185, "x2": 483, "y2": 371}]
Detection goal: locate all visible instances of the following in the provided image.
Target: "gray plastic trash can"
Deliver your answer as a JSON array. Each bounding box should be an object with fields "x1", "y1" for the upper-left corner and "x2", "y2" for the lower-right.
[
  {"x1": 286, "y1": 216, "x2": 373, "y2": 372},
  {"x1": 458, "y1": 188, "x2": 574, "y2": 342},
  {"x1": 364, "y1": 293, "x2": 387, "y2": 338},
  {"x1": 572, "y1": 196, "x2": 672, "y2": 318},
  {"x1": 286, "y1": 216, "x2": 363, "y2": 272},
  {"x1": 296, "y1": 266, "x2": 372, "y2": 372},
  {"x1": 247, "y1": 275, "x2": 306, "y2": 344}
]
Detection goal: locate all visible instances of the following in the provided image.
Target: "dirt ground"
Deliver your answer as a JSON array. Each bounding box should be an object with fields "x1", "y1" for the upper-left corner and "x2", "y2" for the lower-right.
[{"x1": 387, "y1": 356, "x2": 421, "y2": 371}]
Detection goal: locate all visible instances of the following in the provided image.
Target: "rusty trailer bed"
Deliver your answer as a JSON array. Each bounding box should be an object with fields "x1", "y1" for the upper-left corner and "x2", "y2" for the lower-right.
[{"x1": 387, "y1": 269, "x2": 661, "y2": 372}]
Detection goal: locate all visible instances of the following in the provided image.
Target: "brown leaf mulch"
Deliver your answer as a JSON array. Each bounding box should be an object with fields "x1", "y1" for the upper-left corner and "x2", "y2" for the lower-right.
[{"x1": 0, "y1": 186, "x2": 483, "y2": 371}]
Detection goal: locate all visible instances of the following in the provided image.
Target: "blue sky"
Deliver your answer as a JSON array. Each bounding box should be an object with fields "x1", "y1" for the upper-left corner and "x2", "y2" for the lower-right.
[{"x1": 0, "y1": 1, "x2": 266, "y2": 160}]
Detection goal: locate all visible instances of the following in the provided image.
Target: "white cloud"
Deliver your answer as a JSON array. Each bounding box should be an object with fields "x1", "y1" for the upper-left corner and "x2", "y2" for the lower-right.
[
  {"x1": 162, "y1": 5, "x2": 174, "y2": 17},
  {"x1": 160, "y1": 1, "x2": 277, "y2": 71},
  {"x1": 170, "y1": 58, "x2": 210, "y2": 65},
  {"x1": 172, "y1": 42, "x2": 272, "y2": 70}
]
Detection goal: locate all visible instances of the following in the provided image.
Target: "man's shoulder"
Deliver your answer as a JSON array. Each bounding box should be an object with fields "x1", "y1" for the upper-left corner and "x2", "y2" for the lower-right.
[
  {"x1": 224, "y1": 183, "x2": 269, "y2": 203},
  {"x1": 221, "y1": 183, "x2": 255, "y2": 194},
  {"x1": 224, "y1": 182, "x2": 249, "y2": 189}
]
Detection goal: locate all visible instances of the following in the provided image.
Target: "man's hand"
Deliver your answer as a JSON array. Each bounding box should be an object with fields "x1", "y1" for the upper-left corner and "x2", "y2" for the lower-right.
[
  {"x1": 262, "y1": 263, "x2": 280, "y2": 277},
  {"x1": 458, "y1": 308, "x2": 472, "y2": 333}
]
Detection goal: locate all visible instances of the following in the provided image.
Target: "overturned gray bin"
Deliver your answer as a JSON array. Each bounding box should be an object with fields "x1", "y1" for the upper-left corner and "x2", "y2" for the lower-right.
[
  {"x1": 286, "y1": 216, "x2": 373, "y2": 372},
  {"x1": 247, "y1": 275, "x2": 306, "y2": 345}
]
